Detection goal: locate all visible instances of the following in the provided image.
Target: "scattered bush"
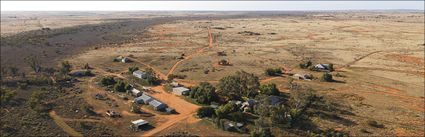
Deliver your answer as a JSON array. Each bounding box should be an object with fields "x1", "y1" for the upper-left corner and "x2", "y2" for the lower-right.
[
  {"x1": 366, "y1": 120, "x2": 384, "y2": 128},
  {"x1": 113, "y1": 80, "x2": 126, "y2": 92},
  {"x1": 250, "y1": 128, "x2": 274, "y2": 137},
  {"x1": 0, "y1": 88, "x2": 16, "y2": 104},
  {"x1": 320, "y1": 73, "x2": 333, "y2": 82},
  {"x1": 100, "y1": 76, "x2": 116, "y2": 86},
  {"x1": 27, "y1": 90, "x2": 51, "y2": 113},
  {"x1": 60, "y1": 61, "x2": 72, "y2": 75},
  {"x1": 335, "y1": 73, "x2": 346, "y2": 77},
  {"x1": 299, "y1": 60, "x2": 312, "y2": 69},
  {"x1": 265, "y1": 68, "x2": 282, "y2": 76},
  {"x1": 81, "y1": 104, "x2": 97, "y2": 116},
  {"x1": 128, "y1": 66, "x2": 139, "y2": 74}
]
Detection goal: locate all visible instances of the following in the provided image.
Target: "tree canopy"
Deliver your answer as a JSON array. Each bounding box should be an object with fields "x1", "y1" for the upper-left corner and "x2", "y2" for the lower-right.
[
  {"x1": 217, "y1": 71, "x2": 260, "y2": 101},
  {"x1": 190, "y1": 82, "x2": 218, "y2": 105}
]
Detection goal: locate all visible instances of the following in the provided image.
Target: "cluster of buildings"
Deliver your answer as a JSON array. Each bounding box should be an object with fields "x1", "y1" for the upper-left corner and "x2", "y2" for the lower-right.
[{"x1": 131, "y1": 87, "x2": 175, "y2": 113}]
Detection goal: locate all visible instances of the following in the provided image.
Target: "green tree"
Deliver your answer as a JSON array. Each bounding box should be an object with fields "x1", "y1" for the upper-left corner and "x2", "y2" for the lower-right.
[
  {"x1": 190, "y1": 82, "x2": 218, "y2": 104},
  {"x1": 217, "y1": 71, "x2": 260, "y2": 101},
  {"x1": 320, "y1": 72, "x2": 333, "y2": 82},
  {"x1": 144, "y1": 68, "x2": 159, "y2": 85},
  {"x1": 24, "y1": 55, "x2": 42, "y2": 73},
  {"x1": 114, "y1": 80, "x2": 126, "y2": 92},
  {"x1": 265, "y1": 68, "x2": 282, "y2": 76},
  {"x1": 130, "y1": 102, "x2": 141, "y2": 113},
  {"x1": 197, "y1": 107, "x2": 215, "y2": 118},
  {"x1": 215, "y1": 102, "x2": 238, "y2": 118},
  {"x1": 299, "y1": 60, "x2": 312, "y2": 69},
  {"x1": 60, "y1": 61, "x2": 72, "y2": 75},
  {"x1": 128, "y1": 66, "x2": 139, "y2": 74},
  {"x1": 101, "y1": 76, "x2": 116, "y2": 86},
  {"x1": 259, "y1": 83, "x2": 279, "y2": 96}
]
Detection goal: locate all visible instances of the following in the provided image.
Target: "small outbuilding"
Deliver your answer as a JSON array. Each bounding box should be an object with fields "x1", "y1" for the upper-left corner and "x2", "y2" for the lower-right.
[
  {"x1": 172, "y1": 87, "x2": 190, "y2": 95},
  {"x1": 133, "y1": 70, "x2": 147, "y2": 79},
  {"x1": 131, "y1": 88, "x2": 143, "y2": 97},
  {"x1": 314, "y1": 64, "x2": 330, "y2": 71},
  {"x1": 130, "y1": 119, "x2": 149, "y2": 129}
]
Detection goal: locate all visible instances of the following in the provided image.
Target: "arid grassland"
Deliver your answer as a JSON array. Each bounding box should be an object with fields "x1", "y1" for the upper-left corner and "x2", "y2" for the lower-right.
[{"x1": 1, "y1": 11, "x2": 424, "y2": 137}]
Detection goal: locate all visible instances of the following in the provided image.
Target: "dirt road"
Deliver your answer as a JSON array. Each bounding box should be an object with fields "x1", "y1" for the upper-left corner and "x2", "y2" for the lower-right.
[
  {"x1": 141, "y1": 86, "x2": 200, "y2": 136},
  {"x1": 49, "y1": 111, "x2": 83, "y2": 137},
  {"x1": 165, "y1": 27, "x2": 214, "y2": 78}
]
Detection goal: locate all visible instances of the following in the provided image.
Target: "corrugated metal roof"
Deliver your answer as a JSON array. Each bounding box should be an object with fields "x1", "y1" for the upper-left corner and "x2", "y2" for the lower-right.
[
  {"x1": 173, "y1": 87, "x2": 189, "y2": 92},
  {"x1": 140, "y1": 94, "x2": 152, "y2": 101},
  {"x1": 131, "y1": 119, "x2": 148, "y2": 126},
  {"x1": 149, "y1": 99, "x2": 164, "y2": 107}
]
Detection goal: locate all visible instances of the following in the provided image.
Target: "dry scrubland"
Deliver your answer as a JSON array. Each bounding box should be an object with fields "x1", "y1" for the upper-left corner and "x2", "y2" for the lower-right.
[{"x1": 1, "y1": 11, "x2": 424, "y2": 137}]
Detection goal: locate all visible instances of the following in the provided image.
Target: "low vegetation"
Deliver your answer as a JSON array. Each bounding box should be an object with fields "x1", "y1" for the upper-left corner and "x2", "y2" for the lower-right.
[{"x1": 265, "y1": 68, "x2": 282, "y2": 76}]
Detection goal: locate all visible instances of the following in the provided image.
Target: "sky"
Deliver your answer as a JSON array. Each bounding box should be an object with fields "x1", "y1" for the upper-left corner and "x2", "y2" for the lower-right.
[{"x1": 1, "y1": 1, "x2": 424, "y2": 11}]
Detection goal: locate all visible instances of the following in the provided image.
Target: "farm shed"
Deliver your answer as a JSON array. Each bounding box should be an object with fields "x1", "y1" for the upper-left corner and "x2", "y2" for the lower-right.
[
  {"x1": 131, "y1": 88, "x2": 143, "y2": 97},
  {"x1": 133, "y1": 70, "x2": 147, "y2": 79},
  {"x1": 172, "y1": 87, "x2": 190, "y2": 95},
  {"x1": 314, "y1": 64, "x2": 330, "y2": 71},
  {"x1": 149, "y1": 99, "x2": 167, "y2": 111},
  {"x1": 131, "y1": 119, "x2": 149, "y2": 129},
  {"x1": 137, "y1": 94, "x2": 153, "y2": 104}
]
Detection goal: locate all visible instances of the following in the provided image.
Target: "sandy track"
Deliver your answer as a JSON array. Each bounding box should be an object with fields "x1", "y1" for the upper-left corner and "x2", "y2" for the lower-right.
[
  {"x1": 49, "y1": 111, "x2": 83, "y2": 137},
  {"x1": 165, "y1": 27, "x2": 214, "y2": 78}
]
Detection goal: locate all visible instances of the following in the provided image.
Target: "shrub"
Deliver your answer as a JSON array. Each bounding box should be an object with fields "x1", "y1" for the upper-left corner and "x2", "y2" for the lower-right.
[
  {"x1": 299, "y1": 60, "x2": 312, "y2": 69},
  {"x1": 366, "y1": 120, "x2": 384, "y2": 128},
  {"x1": 113, "y1": 80, "x2": 126, "y2": 92},
  {"x1": 0, "y1": 89, "x2": 16, "y2": 104},
  {"x1": 228, "y1": 111, "x2": 245, "y2": 122},
  {"x1": 128, "y1": 66, "x2": 139, "y2": 74},
  {"x1": 60, "y1": 61, "x2": 72, "y2": 75},
  {"x1": 259, "y1": 83, "x2": 280, "y2": 96},
  {"x1": 265, "y1": 68, "x2": 282, "y2": 76},
  {"x1": 250, "y1": 128, "x2": 274, "y2": 137},
  {"x1": 328, "y1": 63, "x2": 334, "y2": 72},
  {"x1": 335, "y1": 72, "x2": 345, "y2": 77},
  {"x1": 197, "y1": 107, "x2": 215, "y2": 118},
  {"x1": 320, "y1": 73, "x2": 333, "y2": 82},
  {"x1": 27, "y1": 90, "x2": 51, "y2": 113},
  {"x1": 130, "y1": 102, "x2": 141, "y2": 113},
  {"x1": 81, "y1": 104, "x2": 96, "y2": 116},
  {"x1": 101, "y1": 76, "x2": 116, "y2": 86},
  {"x1": 28, "y1": 75, "x2": 51, "y2": 86}
]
